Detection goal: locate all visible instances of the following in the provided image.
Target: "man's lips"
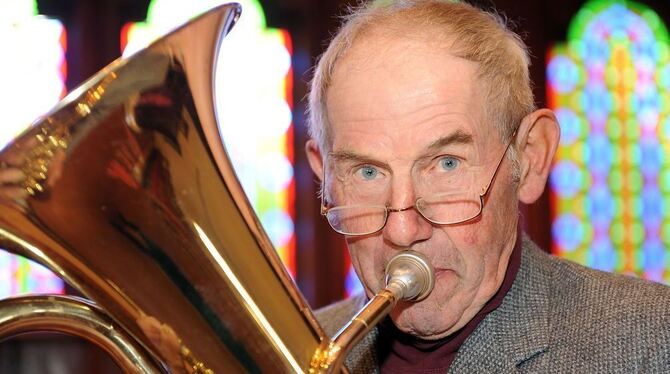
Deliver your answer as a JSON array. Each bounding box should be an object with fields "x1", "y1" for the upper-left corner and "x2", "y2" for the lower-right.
[{"x1": 434, "y1": 268, "x2": 455, "y2": 279}]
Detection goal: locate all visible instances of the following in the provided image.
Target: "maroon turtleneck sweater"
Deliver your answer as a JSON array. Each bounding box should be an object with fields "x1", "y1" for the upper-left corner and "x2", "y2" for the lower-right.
[{"x1": 378, "y1": 230, "x2": 523, "y2": 373}]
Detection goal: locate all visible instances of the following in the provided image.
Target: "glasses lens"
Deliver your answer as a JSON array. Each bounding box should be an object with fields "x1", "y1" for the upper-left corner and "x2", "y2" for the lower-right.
[
  {"x1": 416, "y1": 192, "x2": 482, "y2": 224},
  {"x1": 325, "y1": 205, "x2": 387, "y2": 235}
]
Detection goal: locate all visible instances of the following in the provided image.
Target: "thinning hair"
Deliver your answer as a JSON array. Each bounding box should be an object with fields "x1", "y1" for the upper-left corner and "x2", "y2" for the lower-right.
[{"x1": 307, "y1": 0, "x2": 535, "y2": 155}]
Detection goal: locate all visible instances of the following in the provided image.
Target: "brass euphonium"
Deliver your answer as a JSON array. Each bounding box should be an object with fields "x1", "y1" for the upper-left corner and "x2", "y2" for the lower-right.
[{"x1": 0, "y1": 3, "x2": 434, "y2": 373}]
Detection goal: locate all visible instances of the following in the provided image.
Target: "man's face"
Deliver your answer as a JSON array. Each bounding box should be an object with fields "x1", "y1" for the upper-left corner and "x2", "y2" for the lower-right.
[{"x1": 320, "y1": 34, "x2": 520, "y2": 340}]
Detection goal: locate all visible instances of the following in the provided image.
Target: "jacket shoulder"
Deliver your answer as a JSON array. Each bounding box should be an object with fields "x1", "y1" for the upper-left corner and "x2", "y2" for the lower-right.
[
  {"x1": 525, "y1": 239, "x2": 670, "y2": 371},
  {"x1": 545, "y1": 246, "x2": 670, "y2": 309}
]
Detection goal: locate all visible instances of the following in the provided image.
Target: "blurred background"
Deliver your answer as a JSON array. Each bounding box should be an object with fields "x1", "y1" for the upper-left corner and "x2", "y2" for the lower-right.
[{"x1": 1, "y1": 0, "x2": 669, "y2": 371}]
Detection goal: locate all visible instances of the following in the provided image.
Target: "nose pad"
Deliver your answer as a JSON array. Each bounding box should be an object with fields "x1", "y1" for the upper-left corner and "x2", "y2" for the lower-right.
[{"x1": 382, "y1": 205, "x2": 433, "y2": 248}]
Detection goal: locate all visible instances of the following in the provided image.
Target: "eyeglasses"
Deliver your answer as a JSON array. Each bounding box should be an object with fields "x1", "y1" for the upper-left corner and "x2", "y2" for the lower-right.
[{"x1": 320, "y1": 131, "x2": 517, "y2": 236}]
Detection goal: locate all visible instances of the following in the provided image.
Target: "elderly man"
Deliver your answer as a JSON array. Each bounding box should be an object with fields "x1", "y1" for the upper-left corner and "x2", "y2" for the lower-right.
[{"x1": 305, "y1": 0, "x2": 670, "y2": 372}]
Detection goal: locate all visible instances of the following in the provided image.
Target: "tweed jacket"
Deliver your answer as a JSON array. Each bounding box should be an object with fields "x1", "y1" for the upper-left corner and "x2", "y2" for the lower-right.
[{"x1": 315, "y1": 235, "x2": 670, "y2": 373}]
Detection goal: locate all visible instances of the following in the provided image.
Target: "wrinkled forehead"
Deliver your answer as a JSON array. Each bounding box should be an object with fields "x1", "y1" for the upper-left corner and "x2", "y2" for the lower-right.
[{"x1": 324, "y1": 34, "x2": 497, "y2": 161}]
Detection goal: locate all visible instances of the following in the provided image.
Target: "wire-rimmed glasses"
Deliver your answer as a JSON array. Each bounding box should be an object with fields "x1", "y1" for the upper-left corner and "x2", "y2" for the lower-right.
[{"x1": 321, "y1": 132, "x2": 517, "y2": 236}]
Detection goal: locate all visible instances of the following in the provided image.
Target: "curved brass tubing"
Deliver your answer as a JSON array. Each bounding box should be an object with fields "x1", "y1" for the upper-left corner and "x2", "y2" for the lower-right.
[
  {"x1": 310, "y1": 288, "x2": 399, "y2": 373},
  {"x1": 0, "y1": 295, "x2": 164, "y2": 373}
]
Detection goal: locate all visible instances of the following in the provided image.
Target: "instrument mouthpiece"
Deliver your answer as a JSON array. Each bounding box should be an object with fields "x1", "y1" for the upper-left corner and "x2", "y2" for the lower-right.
[{"x1": 384, "y1": 251, "x2": 435, "y2": 301}]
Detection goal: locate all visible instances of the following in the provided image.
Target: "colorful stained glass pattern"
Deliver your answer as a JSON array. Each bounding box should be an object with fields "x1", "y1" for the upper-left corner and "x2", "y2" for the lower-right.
[
  {"x1": 345, "y1": 259, "x2": 364, "y2": 297},
  {"x1": 548, "y1": 0, "x2": 670, "y2": 283},
  {"x1": 121, "y1": 0, "x2": 296, "y2": 276},
  {"x1": 0, "y1": 0, "x2": 66, "y2": 149},
  {"x1": 0, "y1": 0, "x2": 66, "y2": 297},
  {"x1": 0, "y1": 251, "x2": 64, "y2": 298}
]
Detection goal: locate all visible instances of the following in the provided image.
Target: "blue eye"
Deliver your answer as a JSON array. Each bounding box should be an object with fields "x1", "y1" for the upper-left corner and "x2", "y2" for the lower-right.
[
  {"x1": 358, "y1": 166, "x2": 379, "y2": 180},
  {"x1": 439, "y1": 157, "x2": 459, "y2": 170}
]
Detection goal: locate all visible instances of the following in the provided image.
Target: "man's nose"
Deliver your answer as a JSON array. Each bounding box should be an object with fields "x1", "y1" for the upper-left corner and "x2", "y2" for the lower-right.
[{"x1": 382, "y1": 182, "x2": 432, "y2": 247}]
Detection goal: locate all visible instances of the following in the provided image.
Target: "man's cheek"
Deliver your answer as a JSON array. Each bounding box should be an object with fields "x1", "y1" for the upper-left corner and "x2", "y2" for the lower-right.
[
  {"x1": 445, "y1": 225, "x2": 478, "y2": 247},
  {"x1": 350, "y1": 247, "x2": 386, "y2": 293},
  {"x1": 348, "y1": 247, "x2": 379, "y2": 290}
]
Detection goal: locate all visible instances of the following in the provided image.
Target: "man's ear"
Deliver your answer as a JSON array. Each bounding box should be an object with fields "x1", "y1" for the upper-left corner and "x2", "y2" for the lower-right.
[
  {"x1": 305, "y1": 139, "x2": 325, "y2": 182},
  {"x1": 516, "y1": 108, "x2": 560, "y2": 204}
]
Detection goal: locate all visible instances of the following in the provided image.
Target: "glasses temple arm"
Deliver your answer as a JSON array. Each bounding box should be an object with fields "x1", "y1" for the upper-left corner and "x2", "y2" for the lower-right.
[{"x1": 479, "y1": 129, "x2": 519, "y2": 198}]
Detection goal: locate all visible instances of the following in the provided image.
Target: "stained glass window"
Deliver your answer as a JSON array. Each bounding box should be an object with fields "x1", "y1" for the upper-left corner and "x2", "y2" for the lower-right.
[
  {"x1": 121, "y1": 0, "x2": 296, "y2": 276},
  {"x1": 548, "y1": 0, "x2": 670, "y2": 283},
  {"x1": 0, "y1": 0, "x2": 66, "y2": 298},
  {"x1": 345, "y1": 258, "x2": 364, "y2": 297}
]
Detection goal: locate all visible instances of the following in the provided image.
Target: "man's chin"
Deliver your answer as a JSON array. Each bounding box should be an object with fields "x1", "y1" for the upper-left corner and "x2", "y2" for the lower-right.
[
  {"x1": 389, "y1": 319, "x2": 455, "y2": 341},
  {"x1": 388, "y1": 303, "x2": 458, "y2": 340}
]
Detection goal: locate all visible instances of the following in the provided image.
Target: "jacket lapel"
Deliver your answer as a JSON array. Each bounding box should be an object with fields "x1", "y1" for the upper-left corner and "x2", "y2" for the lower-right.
[
  {"x1": 449, "y1": 235, "x2": 551, "y2": 372},
  {"x1": 345, "y1": 326, "x2": 381, "y2": 374},
  {"x1": 332, "y1": 295, "x2": 381, "y2": 373}
]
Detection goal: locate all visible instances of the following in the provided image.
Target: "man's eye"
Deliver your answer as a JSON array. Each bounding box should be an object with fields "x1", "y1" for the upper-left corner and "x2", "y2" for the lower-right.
[
  {"x1": 356, "y1": 165, "x2": 379, "y2": 180},
  {"x1": 439, "y1": 157, "x2": 459, "y2": 170}
]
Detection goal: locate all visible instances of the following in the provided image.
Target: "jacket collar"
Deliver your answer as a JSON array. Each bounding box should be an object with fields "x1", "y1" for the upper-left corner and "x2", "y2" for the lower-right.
[
  {"x1": 449, "y1": 234, "x2": 551, "y2": 372},
  {"x1": 343, "y1": 234, "x2": 552, "y2": 373}
]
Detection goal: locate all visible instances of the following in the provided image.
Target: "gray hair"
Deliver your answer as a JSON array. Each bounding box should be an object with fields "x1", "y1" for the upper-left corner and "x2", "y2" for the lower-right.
[{"x1": 307, "y1": 0, "x2": 536, "y2": 160}]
